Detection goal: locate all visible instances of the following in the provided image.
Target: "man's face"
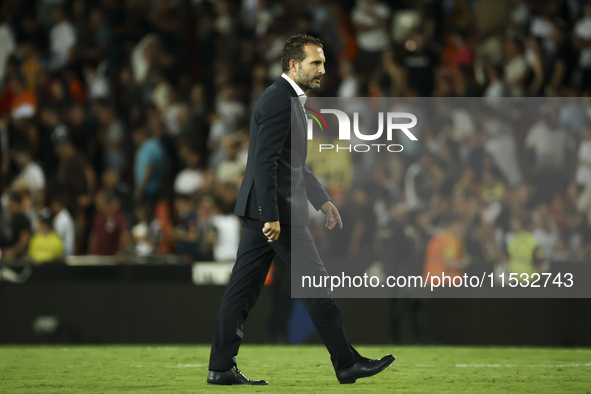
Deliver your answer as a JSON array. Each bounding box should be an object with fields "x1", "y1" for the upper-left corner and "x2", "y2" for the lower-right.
[
  {"x1": 294, "y1": 45, "x2": 326, "y2": 91},
  {"x1": 54, "y1": 143, "x2": 67, "y2": 157},
  {"x1": 132, "y1": 131, "x2": 145, "y2": 146},
  {"x1": 52, "y1": 8, "x2": 64, "y2": 24},
  {"x1": 7, "y1": 199, "x2": 19, "y2": 214},
  {"x1": 14, "y1": 153, "x2": 29, "y2": 168}
]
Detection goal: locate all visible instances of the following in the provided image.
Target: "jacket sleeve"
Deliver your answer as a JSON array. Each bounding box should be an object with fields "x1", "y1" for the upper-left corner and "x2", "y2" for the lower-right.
[
  {"x1": 253, "y1": 94, "x2": 290, "y2": 223},
  {"x1": 303, "y1": 163, "x2": 331, "y2": 211}
]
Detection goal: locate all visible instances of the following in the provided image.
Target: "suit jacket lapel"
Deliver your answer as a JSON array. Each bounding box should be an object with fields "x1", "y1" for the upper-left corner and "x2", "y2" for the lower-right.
[{"x1": 276, "y1": 77, "x2": 308, "y2": 164}]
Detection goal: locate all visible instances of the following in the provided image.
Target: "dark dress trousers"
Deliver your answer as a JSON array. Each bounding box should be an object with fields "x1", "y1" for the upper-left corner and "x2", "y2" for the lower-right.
[{"x1": 209, "y1": 76, "x2": 361, "y2": 372}]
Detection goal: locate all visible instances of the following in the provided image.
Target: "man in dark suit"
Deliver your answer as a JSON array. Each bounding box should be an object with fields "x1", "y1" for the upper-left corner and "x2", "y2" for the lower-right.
[{"x1": 207, "y1": 34, "x2": 394, "y2": 386}]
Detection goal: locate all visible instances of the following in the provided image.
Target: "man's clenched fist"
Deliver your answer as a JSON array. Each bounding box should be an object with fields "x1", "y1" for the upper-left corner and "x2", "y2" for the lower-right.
[{"x1": 263, "y1": 221, "x2": 281, "y2": 242}]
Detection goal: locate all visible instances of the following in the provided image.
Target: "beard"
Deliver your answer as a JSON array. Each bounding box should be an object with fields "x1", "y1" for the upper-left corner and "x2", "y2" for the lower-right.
[{"x1": 296, "y1": 68, "x2": 321, "y2": 91}]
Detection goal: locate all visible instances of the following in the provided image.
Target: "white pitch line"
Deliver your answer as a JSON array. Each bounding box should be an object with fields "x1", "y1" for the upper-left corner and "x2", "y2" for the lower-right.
[
  {"x1": 168, "y1": 364, "x2": 204, "y2": 368},
  {"x1": 392, "y1": 363, "x2": 591, "y2": 368},
  {"x1": 456, "y1": 363, "x2": 591, "y2": 368}
]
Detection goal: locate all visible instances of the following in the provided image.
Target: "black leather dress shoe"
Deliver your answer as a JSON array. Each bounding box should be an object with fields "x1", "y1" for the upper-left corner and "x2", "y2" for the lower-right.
[
  {"x1": 336, "y1": 354, "x2": 395, "y2": 384},
  {"x1": 207, "y1": 366, "x2": 268, "y2": 385}
]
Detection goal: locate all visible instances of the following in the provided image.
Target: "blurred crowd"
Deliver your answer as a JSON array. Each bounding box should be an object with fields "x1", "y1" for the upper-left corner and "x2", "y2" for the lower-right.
[
  {"x1": 1, "y1": 0, "x2": 591, "y2": 269},
  {"x1": 308, "y1": 97, "x2": 590, "y2": 286}
]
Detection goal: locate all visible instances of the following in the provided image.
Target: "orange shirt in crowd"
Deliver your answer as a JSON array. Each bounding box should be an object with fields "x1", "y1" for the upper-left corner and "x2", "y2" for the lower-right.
[
  {"x1": 423, "y1": 230, "x2": 464, "y2": 285},
  {"x1": 10, "y1": 89, "x2": 37, "y2": 118},
  {"x1": 68, "y1": 78, "x2": 86, "y2": 105},
  {"x1": 155, "y1": 199, "x2": 173, "y2": 255}
]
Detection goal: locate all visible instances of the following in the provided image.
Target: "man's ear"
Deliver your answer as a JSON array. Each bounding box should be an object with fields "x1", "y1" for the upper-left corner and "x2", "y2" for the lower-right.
[{"x1": 290, "y1": 59, "x2": 298, "y2": 74}]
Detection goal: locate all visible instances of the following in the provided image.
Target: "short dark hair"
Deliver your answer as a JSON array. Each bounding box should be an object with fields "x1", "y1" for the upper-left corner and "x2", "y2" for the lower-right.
[
  {"x1": 281, "y1": 34, "x2": 323, "y2": 72},
  {"x1": 12, "y1": 143, "x2": 32, "y2": 156},
  {"x1": 8, "y1": 193, "x2": 23, "y2": 205},
  {"x1": 133, "y1": 126, "x2": 151, "y2": 138},
  {"x1": 94, "y1": 98, "x2": 113, "y2": 112},
  {"x1": 51, "y1": 194, "x2": 69, "y2": 208}
]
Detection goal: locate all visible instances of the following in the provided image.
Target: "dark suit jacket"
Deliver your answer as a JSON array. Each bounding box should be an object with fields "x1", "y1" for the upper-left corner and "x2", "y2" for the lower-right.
[{"x1": 234, "y1": 76, "x2": 331, "y2": 227}]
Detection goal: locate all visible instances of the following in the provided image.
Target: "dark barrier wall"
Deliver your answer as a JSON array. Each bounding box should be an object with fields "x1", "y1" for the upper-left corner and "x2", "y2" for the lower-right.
[{"x1": 1, "y1": 265, "x2": 591, "y2": 346}]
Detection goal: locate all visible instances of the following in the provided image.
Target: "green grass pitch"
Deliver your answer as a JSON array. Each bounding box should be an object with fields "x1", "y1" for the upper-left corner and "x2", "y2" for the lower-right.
[{"x1": 1, "y1": 345, "x2": 590, "y2": 393}]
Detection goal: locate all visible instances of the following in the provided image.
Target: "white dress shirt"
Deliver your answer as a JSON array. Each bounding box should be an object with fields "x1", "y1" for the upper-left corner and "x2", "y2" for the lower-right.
[{"x1": 281, "y1": 73, "x2": 307, "y2": 106}]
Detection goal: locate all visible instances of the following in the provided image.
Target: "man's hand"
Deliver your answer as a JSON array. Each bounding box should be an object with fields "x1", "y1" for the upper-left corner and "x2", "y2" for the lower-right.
[
  {"x1": 263, "y1": 221, "x2": 280, "y2": 242},
  {"x1": 321, "y1": 201, "x2": 343, "y2": 230}
]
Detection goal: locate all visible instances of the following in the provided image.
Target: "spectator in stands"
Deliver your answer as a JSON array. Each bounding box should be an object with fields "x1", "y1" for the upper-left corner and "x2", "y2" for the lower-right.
[
  {"x1": 77, "y1": 8, "x2": 114, "y2": 65},
  {"x1": 0, "y1": 118, "x2": 8, "y2": 183},
  {"x1": 562, "y1": 205, "x2": 591, "y2": 259},
  {"x1": 101, "y1": 169, "x2": 133, "y2": 219},
  {"x1": 28, "y1": 210, "x2": 64, "y2": 264},
  {"x1": 484, "y1": 65, "x2": 509, "y2": 102},
  {"x1": 186, "y1": 82, "x2": 209, "y2": 146},
  {"x1": 445, "y1": 30, "x2": 474, "y2": 71},
  {"x1": 351, "y1": 0, "x2": 390, "y2": 75},
  {"x1": 423, "y1": 215, "x2": 471, "y2": 286},
  {"x1": 174, "y1": 193, "x2": 199, "y2": 264},
  {"x1": 131, "y1": 203, "x2": 161, "y2": 257},
  {"x1": 132, "y1": 126, "x2": 167, "y2": 205},
  {"x1": 175, "y1": 146, "x2": 204, "y2": 196},
  {"x1": 176, "y1": 105, "x2": 200, "y2": 149},
  {"x1": 9, "y1": 144, "x2": 45, "y2": 208},
  {"x1": 146, "y1": 103, "x2": 180, "y2": 177},
  {"x1": 405, "y1": 152, "x2": 445, "y2": 212},
  {"x1": 576, "y1": 120, "x2": 591, "y2": 189},
  {"x1": 506, "y1": 213, "x2": 543, "y2": 280},
  {"x1": 345, "y1": 185, "x2": 377, "y2": 276},
  {"x1": 504, "y1": 37, "x2": 528, "y2": 97},
  {"x1": 0, "y1": 0, "x2": 591, "y2": 269},
  {"x1": 0, "y1": 18, "x2": 15, "y2": 86},
  {"x1": 118, "y1": 67, "x2": 143, "y2": 128},
  {"x1": 196, "y1": 194, "x2": 218, "y2": 261},
  {"x1": 337, "y1": 59, "x2": 360, "y2": 98},
  {"x1": 48, "y1": 6, "x2": 77, "y2": 71},
  {"x1": 216, "y1": 136, "x2": 246, "y2": 185},
  {"x1": 19, "y1": 189, "x2": 39, "y2": 232},
  {"x1": 0, "y1": 193, "x2": 31, "y2": 261},
  {"x1": 380, "y1": 201, "x2": 424, "y2": 343},
  {"x1": 49, "y1": 125, "x2": 96, "y2": 214},
  {"x1": 208, "y1": 86, "x2": 246, "y2": 162},
  {"x1": 89, "y1": 191, "x2": 129, "y2": 259},
  {"x1": 67, "y1": 105, "x2": 94, "y2": 158},
  {"x1": 50, "y1": 194, "x2": 75, "y2": 257},
  {"x1": 399, "y1": 29, "x2": 440, "y2": 97},
  {"x1": 525, "y1": 106, "x2": 576, "y2": 203},
  {"x1": 544, "y1": 21, "x2": 570, "y2": 96},
  {"x1": 524, "y1": 36, "x2": 545, "y2": 97},
  {"x1": 8, "y1": 75, "x2": 37, "y2": 120},
  {"x1": 574, "y1": 1, "x2": 591, "y2": 93},
  {"x1": 532, "y1": 204, "x2": 560, "y2": 259},
  {"x1": 210, "y1": 195, "x2": 240, "y2": 262},
  {"x1": 479, "y1": 109, "x2": 523, "y2": 187},
  {"x1": 215, "y1": 181, "x2": 239, "y2": 215},
  {"x1": 94, "y1": 99, "x2": 127, "y2": 176}
]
